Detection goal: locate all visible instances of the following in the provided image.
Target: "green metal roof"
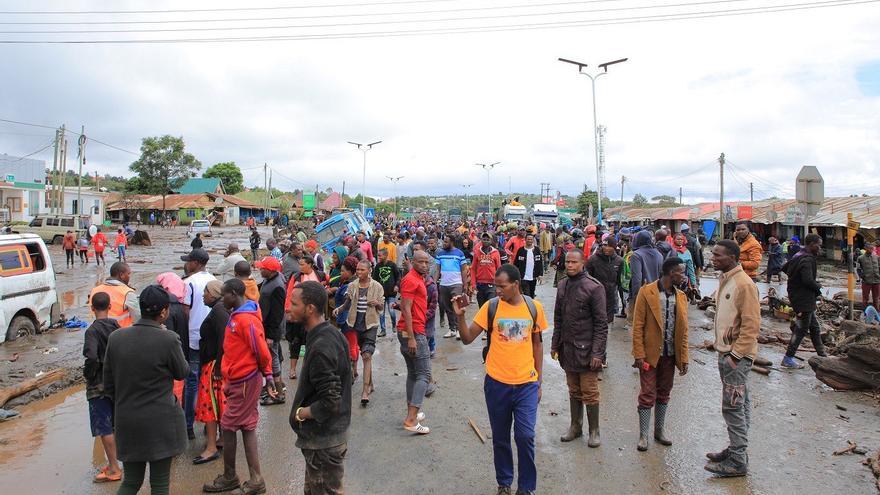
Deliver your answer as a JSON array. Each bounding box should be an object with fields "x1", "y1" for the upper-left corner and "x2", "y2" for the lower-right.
[{"x1": 175, "y1": 177, "x2": 224, "y2": 194}]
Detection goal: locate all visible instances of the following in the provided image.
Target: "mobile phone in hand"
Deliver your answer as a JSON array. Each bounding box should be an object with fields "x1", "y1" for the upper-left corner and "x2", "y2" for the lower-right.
[{"x1": 457, "y1": 293, "x2": 470, "y2": 308}]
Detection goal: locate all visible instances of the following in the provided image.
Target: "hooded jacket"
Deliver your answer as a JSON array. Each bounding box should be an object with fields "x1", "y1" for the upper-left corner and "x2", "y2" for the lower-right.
[
  {"x1": 737, "y1": 233, "x2": 763, "y2": 279},
  {"x1": 259, "y1": 273, "x2": 287, "y2": 341},
  {"x1": 221, "y1": 300, "x2": 273, "y2": 382},
  {"x1": 586, "y1": 251, "x2": 623, "y2": 293},
  {"x1": 472, "y1": 242, "x2": 502, "y2": 287},
  {"x1": 628, "y1": 230, "x2": 663, "y2": 304},
  {"x1": 783, "y1": 250, "x2": 822, "y2": 312}
]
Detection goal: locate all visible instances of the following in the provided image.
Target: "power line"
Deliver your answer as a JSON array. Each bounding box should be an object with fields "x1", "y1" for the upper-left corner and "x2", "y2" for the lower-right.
[
  {"x1": 0, "y1": 0, "x2": 784, "y2": 33},
  {"x1": 626, "y1": 159, "x2": 719, "y2": 185},
  {"x1": 0, "y1": 0, "x2": 873, "y2": 43},
  {"x1": 0, "y1": 0, "x2": 465, "y2": 15},
  {"x1": 0, "y1": 117, "x2": 139, "y2": 155},
  {"x1": 7, "y1": 138, "x2": 56, "y2": 161}
]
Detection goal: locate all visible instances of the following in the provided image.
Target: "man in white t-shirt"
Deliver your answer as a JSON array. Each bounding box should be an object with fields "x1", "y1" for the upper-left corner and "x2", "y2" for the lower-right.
[{"x1": 181, "y1": 248, "x2": 217, "y2": 439}]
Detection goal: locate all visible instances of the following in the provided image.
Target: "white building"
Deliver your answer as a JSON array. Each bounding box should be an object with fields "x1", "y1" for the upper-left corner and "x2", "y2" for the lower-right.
[
  {"x1": 47, "y1": 185, "x2": 109, "y2": 226},
  {"x1": 0, "y1": 154, "x2": 46, "y2": 223}
]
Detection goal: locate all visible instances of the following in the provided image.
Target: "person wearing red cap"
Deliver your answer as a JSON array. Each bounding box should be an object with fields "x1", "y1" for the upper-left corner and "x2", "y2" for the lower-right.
[
  {"x1": 583, "y1": 225, "x2": 598, "y2": 258},
  {"x1": 256, "y1": 256, "x2": 287, "y2": 405}
]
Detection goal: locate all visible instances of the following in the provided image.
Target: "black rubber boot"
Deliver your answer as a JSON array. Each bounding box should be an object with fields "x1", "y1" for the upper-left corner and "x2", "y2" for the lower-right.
[
  {"x1": 560, "y1": 398, "x2": 583, "y2": 442},
  {"x1": 586, "y1": 404, "x2": 601, "y2": 448},
  {"x1": 654, "y1": 403, "x2": 672, "y2": 446},
  {"x1": 637, "y1": 407, "x2": 651, "y2": 451}
]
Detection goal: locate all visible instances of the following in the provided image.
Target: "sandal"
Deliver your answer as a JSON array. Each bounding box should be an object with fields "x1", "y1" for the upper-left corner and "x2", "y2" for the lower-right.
[
  {"x1": 404, "y1": 423, "x2": 430, "y2": 435},
  {"x1": 203, "y1": 474, "x2": 241, "y2": 493},
  {"x1": 93, "y1": 469, "x2": 122, "y2": 483},
  {"x1": 192, "y1": 451, "x2": 221, "y2": 465},
  {"x1": 230, "y1": 480, "x2": 267, "y2": 495}
]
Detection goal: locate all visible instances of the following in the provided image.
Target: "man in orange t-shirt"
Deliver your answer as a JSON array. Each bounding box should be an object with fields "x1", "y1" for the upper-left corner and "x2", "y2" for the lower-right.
[
  {"x1": 92, "y1": 228, "x2": 108, "y2": 266},
  {"x1": 452, "y1": 264, "x2": 546, "y2": 494}
]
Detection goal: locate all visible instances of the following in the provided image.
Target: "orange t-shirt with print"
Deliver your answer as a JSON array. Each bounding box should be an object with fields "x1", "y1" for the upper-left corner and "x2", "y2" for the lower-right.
[{"x1": 473, "y1": 297, "x2": 547, "y2": 385}]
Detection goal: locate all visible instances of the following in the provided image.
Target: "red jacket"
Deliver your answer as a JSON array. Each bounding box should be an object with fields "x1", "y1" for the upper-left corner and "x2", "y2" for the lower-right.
[
  {"x1": 221, "y1": 300, "x2": 272, "y2": 381},
  {"x1": 92, "y1": 232, "x2": 108, "y2": 252},
  {"x1": 505, "y1": 235, "x2": 525, "y2": 258},
  {"x1": 471, "y1": 242, "x2": 502, "y2": 287}
]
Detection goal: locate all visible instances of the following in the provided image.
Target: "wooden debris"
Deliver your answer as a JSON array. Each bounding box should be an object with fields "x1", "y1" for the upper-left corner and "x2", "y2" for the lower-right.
[
  {"x1": 467, "y1": 417, "x2": 487, "y2": 444},
  {"x1": 0, "y1": 368, "x2": 66, "y2": 407},
  {"x1": 445, "y1": 367, "x2": 459, "y2": 371},
  {"x1": 751, "y1": 365, "x2": 771, "y2": 376},
  {"x1": 833, "y1": 440, "x2": 858, "y2": 456},
  {"x1": 836, "y1": 404, "x2": 848, "y2": 411},
  {"x1": 753, "y1": 357, "x2": 773, "y2": 367},
  {"x1": 692, "y1": 358, "x2": 706, "y2": 366},
  {"x1": 863, "y1": 450, "x2": 880, "y2": 491}
]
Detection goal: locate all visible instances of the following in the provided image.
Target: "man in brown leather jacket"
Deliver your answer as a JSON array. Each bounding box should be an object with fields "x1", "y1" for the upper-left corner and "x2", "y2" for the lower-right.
[{"x1": 551, "y1": 250, "x2": 608, "y2": 448}]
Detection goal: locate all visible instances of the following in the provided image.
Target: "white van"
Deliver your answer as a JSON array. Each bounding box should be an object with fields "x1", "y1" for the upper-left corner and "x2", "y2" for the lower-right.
[{"x1": 0, "y1": 234, "x2": 61, "y2": 343}]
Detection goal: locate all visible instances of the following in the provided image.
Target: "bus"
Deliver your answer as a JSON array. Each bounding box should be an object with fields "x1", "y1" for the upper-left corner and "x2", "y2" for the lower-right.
[{"x1": 315, "y1": 210, "x2": 372, "y2": 253}]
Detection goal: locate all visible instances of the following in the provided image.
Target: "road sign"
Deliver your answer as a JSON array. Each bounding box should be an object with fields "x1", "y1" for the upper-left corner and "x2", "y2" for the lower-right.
[
  {"x1": 848, "y1": 219, "x2": 861, "y2": 231},
  {"x1": 364, "y1": 208, "x2": 375, "y2": 221},
  {"x1": 796, "y1": 166, "x2": 824, "y2": 217},
  {"x1": 4, "y1": 174, "x2": 13, "y2": 182}
]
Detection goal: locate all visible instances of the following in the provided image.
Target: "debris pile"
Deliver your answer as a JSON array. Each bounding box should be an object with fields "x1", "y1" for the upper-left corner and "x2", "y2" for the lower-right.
[
  {"x1": 128, "y1": 230, "x2": 152, "y2": 246},
  {"x1": 808, "y1": 322, "x2": 880, "y2": 390}
]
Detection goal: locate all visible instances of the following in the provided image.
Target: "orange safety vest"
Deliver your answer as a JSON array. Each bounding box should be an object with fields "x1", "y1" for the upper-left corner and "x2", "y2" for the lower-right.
[{"x1": 89, "y1": 282, "x2": 135, "y2": 328}]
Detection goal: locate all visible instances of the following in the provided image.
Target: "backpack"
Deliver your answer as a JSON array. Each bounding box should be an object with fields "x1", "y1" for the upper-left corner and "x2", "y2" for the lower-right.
[{"x1": 482, "y1": 295, "x2": 539, "y2": 363}]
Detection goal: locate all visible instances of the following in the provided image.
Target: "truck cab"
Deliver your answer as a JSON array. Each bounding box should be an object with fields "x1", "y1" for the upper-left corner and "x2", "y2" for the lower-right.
[
  {"x1": 0, "y1": 234, "x2": 61, "y2": 343},
  {"x1": 315, "y1": 210, "x2": 373, "y2": 252}
]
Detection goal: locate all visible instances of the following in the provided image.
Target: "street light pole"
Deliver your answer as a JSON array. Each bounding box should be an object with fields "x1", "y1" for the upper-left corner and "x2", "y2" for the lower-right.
[
  {"x1": 558, "y1": 57, "x2": 627, "y2": 225},
  {"x1": 460, "y1": 183, "x2": 474, "y2": 218},
  {"x1": 386, "y1": 175, "x2": 404, "y2": 218},
  {"x1": 348, "y1": 140, "x2": 382, "y2": 218},
  {"x1": 476, "y1": 162, "x2": 500, "y2": 218}
]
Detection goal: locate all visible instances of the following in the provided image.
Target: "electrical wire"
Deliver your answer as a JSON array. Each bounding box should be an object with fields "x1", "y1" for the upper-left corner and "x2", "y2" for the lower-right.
[
  {"x1": 0, "y1": 0, "x2": 466, "y2": 15},
  {"x1": 0, "y1": 0, "x2": 782, "y2": 33},
  {"x1": 7, "y1": 138, "x2": 56, "y2": 161},
  {"x1": 626, "y1": 159, "x2": 719, "y2": 185},
  {"x1": 0, "y1": 0, "x2": 874, "y2": 43},
  {"x1": 0, "y1": 117, "x2": 139, "y2": 155}
]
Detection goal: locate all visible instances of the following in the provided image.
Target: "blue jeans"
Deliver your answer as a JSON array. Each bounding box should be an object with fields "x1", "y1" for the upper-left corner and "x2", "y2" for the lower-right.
[
  {"x1": 184, "y1": 348, "x2": 200, "y2": 430},
  {"x1": 380, "y1": 296, "x2": 397, "y2": 331},
  {"x1": 484, "y1": 375, "x2": 539, "y2": 492}
]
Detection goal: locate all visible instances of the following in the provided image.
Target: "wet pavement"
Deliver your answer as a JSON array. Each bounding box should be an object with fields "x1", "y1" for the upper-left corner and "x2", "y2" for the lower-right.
[{"x1": 2, "y1": 272, "x2": 879, "y2": 494}]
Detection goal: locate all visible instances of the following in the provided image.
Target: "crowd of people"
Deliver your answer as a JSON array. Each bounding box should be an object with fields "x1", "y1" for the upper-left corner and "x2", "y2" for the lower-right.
[{"x1": 77, "y1": 211, "x2": 853, "y2": 494}]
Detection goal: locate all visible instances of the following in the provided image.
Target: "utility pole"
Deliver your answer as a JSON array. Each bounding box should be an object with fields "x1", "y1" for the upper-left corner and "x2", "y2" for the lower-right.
[
  {"x1": 51, "y1": 128, "x2": 60, "y2": 214},
  {"x1": 76, "y1": 126, "x2": 86, "y2": 219},
  {"x1": 348, "y1": 140, "x2": 382, "y2": 218},
  {"x1": 263, "y1": 163, "x2": 268, "y2": 219},
  {"x1": 476, "y1": 162, "x2": 500, "y2": 214},
  {"x1": 59, "y1": 125, "x2": 67, "y2": 214},
  {"x1": 460, "y1": 183, "x2": 474, "y2": 217},
  {"x1": 679, "y1": 187, "x2": 683, "y2": 206},
  {"x1": 719, "y1": 153, "x2": 726, "y2": 240},
  {"x1": 620, "y1": 175, "x2": 625, "y2": 205},
  {"x1": 268, "y1": 169, "x2": 273, "y2": 221},
  {"x1": 750, "y1": 182, "x2": 754, "y2": 202},
  {"x1": 848, "y1": 212, "x2": 855, "y2": 319},
  {"x1": 341, "y1": 181, "x2": 346, "y2": 208},
  {"x1": 558, "y1": 56, "x2": 628, "y2": 226}
]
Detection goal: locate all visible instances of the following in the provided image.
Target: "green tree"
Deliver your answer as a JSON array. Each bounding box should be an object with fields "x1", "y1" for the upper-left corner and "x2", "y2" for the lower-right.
[
  {"x1": 632, "y1": 193, "x2": 648, "y2": 206},
  {"x1": 651, "y1": 194, "x2": 677, "y2": 206},
  {"x1": 576, "y1": 189, "x2": 599, "y2": 217},
  {"x1": 129, "y1": 135, "x2": 201, "y2": 214},
  {"x1": 203, "y1": 161, "x2": 243, "y2": 194}
]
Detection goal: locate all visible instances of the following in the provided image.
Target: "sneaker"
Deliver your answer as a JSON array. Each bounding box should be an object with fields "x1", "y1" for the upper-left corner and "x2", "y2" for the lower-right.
[
  {"x1": 455, "y1": 331, "x2": 461, "y2": 340},
  {"x1": 443, "y1": 330, "x2": 456, "y2": 338},
  {"x1": 377, "y1": 330, "x2": 387, "y2": 337},
  {"x1": 496, "y1": 487, "x2": 512, "y2": 495},
  {"x1": 780, "y1": 356, "x2": 804, "y2": 369}
]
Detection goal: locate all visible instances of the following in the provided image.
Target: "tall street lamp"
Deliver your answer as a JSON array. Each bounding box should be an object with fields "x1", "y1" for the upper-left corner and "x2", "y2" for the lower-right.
[
  {"x1": 460, "y1": 183, "x2": 474, "y2": 219},
  {"x1": 476, "y1": 162, "x2": 500, "y2": 217},
  {"x1": 386, "y1": 175, "x2": 404, "y2": 218},
  {"x1": 348, "y1": 140, "x2": 382, "y2": 218},
  {"x1": 558, "y1": 56, "x2": 627, "y2": 225}
]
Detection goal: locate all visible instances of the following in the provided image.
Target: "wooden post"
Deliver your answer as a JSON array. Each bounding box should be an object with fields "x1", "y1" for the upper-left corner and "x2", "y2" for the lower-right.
[{"x1": 848, "y1": 212, "x2": 856, "y2": 320}]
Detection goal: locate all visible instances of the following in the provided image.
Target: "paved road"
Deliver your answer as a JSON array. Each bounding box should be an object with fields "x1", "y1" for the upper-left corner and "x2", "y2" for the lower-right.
[{"x1": 1, "y1": 280, "x2": 878, "y2": 494}]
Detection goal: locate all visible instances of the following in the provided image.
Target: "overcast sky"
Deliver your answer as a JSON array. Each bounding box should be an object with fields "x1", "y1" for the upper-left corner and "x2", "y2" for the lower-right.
[{"x1": 1, "y1": 0, "x2": 878, "y2": 204}]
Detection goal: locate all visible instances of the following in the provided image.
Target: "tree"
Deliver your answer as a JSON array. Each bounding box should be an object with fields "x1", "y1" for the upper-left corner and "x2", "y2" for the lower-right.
[
  {"x1": 632, "y1": 193, "x2": 648, "y2": 206},
  {"x1": 651, "y1": 194, "x2": 677, "y2": 206},
  {"x1": 203, "y1": 161, "x2": 243, "y2": 194},
  {"x1": 129, "y1": 135, "x2": 201, "y2": 214},
  {"x1": 576, "y1": 189, "x2": 599, "y2": 218}
]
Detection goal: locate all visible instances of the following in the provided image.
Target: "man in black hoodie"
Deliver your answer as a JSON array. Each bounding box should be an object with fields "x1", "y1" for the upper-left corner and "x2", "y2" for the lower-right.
[
  {"x1": 288, "y1": 281, "x2": 352, "y2": 495},
  {"x1": 780, "y1": 233, "x2": 828, "y2": 368},
  {"x1": 586, "y1": 237, "x2": 624, "y2": 325},
  {"x1": 257, "y1": 256, "x2": 288, "y2": 404}
]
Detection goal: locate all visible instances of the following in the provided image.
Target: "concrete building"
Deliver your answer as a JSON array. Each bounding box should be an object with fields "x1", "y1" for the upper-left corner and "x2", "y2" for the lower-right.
[
  {"x1": 46, "y1": 185, "x2": 110, "y2": 226},
  {"x1": 0, "y1": 154, "x2": 46, "y2": 223}
]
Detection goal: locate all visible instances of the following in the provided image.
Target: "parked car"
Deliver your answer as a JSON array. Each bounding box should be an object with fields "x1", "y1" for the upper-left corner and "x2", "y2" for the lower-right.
[
  {"x1": 0, "y1": 234, "x2": 61, "y2": 343},
  {"x1": 5, "y1": 214, "x2": 90, "y2": 245},
  {"x1": 187, "y1": 219, "x2": 213, "y2": 238}
]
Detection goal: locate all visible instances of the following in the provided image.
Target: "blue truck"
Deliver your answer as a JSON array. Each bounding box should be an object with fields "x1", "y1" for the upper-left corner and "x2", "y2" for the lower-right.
[{"x1": 314, "y1": 209, "x2": 373, "y2": 253}]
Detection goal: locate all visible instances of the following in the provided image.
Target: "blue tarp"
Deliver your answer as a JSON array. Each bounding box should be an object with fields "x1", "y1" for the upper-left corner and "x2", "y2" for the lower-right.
[{"x1": 702, "y1": 220, "x2": 717, "y2": 240}]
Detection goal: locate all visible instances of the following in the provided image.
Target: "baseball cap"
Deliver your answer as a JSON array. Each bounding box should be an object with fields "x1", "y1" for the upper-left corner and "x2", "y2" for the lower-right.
[
  {"x1": 255, "y1": 256, "x2": 282, "y2": 272},
  {"x1": 602, "y1": 237, "x2": 618, "y2": 247},
  {"x1": 138, "y1": 285, "x2": 170, "y2": 315},
  {"x1": 180, "y1": 248, "x2": 209, "y2": 264},
  {"x1": 680, "y1": 224, "x2": 691, "y2": 232}
]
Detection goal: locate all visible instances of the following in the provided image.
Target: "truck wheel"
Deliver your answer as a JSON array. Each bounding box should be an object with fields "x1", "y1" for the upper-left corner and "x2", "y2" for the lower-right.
[
  {"x1": 6, "y1": 315, "x2": 36, "y2": 342},
  {"x1": 52, "y1": 235, "x2": 64, "y2": 245}
]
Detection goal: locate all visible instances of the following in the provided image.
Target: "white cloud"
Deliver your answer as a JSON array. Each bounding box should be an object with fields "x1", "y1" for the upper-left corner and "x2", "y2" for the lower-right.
[{"x1": 0, "y1": 0, "x2": 878, "y2": 204}]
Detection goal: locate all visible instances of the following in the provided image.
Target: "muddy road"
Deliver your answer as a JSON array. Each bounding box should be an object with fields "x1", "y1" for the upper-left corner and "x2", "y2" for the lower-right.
[{"x1": 1, "y1": 250, "x2": 879, "y2": 494}]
